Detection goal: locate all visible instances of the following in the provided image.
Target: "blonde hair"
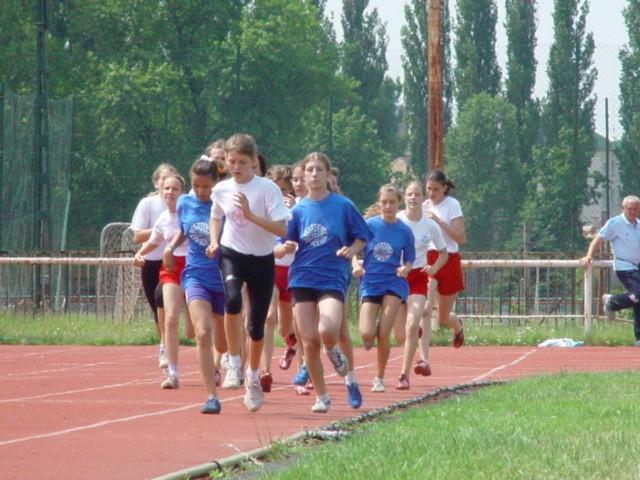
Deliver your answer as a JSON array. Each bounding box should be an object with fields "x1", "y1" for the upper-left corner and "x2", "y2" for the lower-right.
[
  {"x1": 149, "y1": 163, "x2": 177, "y2": 196},
  {"x1": 266, "y1": 164, "x2": 293, "y2": 192},
  {"x1": 225, "y1": 133, "x2": 257, "y2": 158},
  {"x1": 162, "y1": 173, "x2": 186, "y2": 192}
]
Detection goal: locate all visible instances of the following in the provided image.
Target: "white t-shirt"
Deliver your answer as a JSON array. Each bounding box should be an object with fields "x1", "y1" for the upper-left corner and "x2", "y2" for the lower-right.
[
  {"x1": 397, "y1": 211, "x2": 446, "y2": 268},
  {"x1": 131, "y1": 195, "x2": 166, "y2": 260},
  {"x1": 211, "y1": 175, "x2": 292, "y2": 256},
  {"x1": 422, "y1": 196, "x2": 463, "y2": 253},
  {"x1": 148, "y1": 211, "x2": 188, "y2": 257}
]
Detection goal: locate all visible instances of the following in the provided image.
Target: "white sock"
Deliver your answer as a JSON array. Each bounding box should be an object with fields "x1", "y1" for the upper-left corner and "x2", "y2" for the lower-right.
[
  {"x1": 230, "y1": 354, "x2": 241, "y2": 369},
  {"x1": 630, "y1": 294, "x2": 639, "y2": 303},
  {"x1": 168, "y1": 365, "x2": 178, "y2": 377},
  {"x1": 345, "y1": 370, "x2": 357, "y2": 385},
  {"x1": 318, "y1": 393, "x2": 330, "y2": 404},
  {"x1": 247, "y1": 367, "x2": 260, "y2": 383},
  {"x1": 159, "y1": 344, "x2": 165, "y2": 352}
]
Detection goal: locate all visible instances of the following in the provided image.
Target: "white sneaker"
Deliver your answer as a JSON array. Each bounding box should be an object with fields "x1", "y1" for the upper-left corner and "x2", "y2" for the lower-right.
[
  {"x1": 158, "y1": 350, "x2": 168, "y2": 369},
  {"x1": 634, "y1": 340, "x2": 640, "y2": 347},
  {"x1": 244, "y1": 380, "x2": 264, "y2": 412},
  {"x1": 223, "y1": 367, "x2": 242, "y2": 389},
  {"x1": 325, "y1": 346, "x2": 349, "y2": 377},
  {"x1": 220, "y1": 352, "x2": 231, "y2": 370},
  {"x1": 602, "y1": 294, "x2": 615, "y2": 321},
  {"x1": 161, "y1": 374, "x2": 179, "y2": 389},
  {"x1": 311, "y1": 397, "x2": 331, "y2": 413},
  {"x1": 371, "y1": 377, "x2": 385, "y2": 393}
]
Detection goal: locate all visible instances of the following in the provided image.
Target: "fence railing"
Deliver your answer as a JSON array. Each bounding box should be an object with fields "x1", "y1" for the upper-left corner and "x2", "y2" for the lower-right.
[{"x1": 0, "y1": 256, "x2": 615, "y2": 333}]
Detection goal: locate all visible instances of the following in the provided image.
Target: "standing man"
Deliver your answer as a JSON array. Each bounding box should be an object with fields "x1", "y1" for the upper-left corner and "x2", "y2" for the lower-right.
[{"x1": 580, "y1": 196, "x2": 640, "y2": 346}]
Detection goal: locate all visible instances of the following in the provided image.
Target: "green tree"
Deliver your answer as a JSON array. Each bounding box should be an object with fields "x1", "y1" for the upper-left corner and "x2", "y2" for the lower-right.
[
  {"x1": 401, "y1": 0, "x2": 453, "y2": 177},
  {"x1": 446, "y1": 94, "x2": 524, "y2": 251},
  {"x1": 453, "y1": 0, "x2": 501, "y2": 109},
  {"x1": 505, "y1": 0, "x2": 540, "y2": 170},
  {"x1": 524, "y1": 0, "x2": 597, "y2": 252},
  {"x1": 616, "y1": 0, "x2": 640, "y2": 197},
  {"x1": 341, "y1": 0, "x2": 401, "y2": 154}
]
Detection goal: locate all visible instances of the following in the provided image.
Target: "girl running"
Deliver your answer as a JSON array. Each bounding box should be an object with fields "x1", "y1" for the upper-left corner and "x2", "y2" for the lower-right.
[
  {"x1": 283, "y1": 152, "x2": 369, "y2": 413},
  {"x1": 134, "y1": 173, "x2": 193, "y2": 388},
  {"x1": 420, "y1": 169, "x2": 465, "y2": 355},
  {"x1": 395, "y1": 181, "x2": 448, "y2": 389},
  {"x1": 163, "y1": 159, "x2": 226, "y2": 414},
  {"x1": 131, "y1": 163, "x2": 177, "y2": 370},
  {"x1": 352, "y1": 184, "x2": 415, "y2": 393},
  {"x1": 207, "y1": 134, "x2": 290, "y2": 413}
]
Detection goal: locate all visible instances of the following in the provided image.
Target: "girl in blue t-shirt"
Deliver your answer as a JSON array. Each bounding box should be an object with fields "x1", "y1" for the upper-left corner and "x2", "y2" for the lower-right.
[
  {"x1": 280, "y1": 152, "x2": 370, "y2": 413},
  {"x1": 163, "y1": 159, "x2": 227, "y2": 414},
  {"x1": 352, "y1": 184, "x2": 415, "y2": 394}
]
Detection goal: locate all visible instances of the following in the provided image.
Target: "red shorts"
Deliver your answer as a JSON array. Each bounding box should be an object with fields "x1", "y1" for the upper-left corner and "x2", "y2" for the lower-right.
[
  {"x1": 407, "y1": 268, "x2": 429, "y2": 296},
  {"x1": 159, "y1": 256, "x2": 185, "y2": 286},
  {"x1": 426, "y1": 251, "x2": 464, "y2": 295},
  {"x1": 274, "y1": 265, "x2": 292, "y2": 303}
]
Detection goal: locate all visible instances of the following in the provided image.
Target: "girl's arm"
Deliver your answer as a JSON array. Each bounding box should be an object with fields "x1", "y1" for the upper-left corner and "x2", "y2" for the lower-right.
[
  {"x1": 396, "y1": 261, "x2": 413, "y2": 278},
  {"x1": 162, "y1": 231, "x2": 186, "y2": 272},
  {"x1": 133, "y1": 238, "x2": 159, "y2": 267},
  {"x1": 424, "y1": 249, "x2": 448, "y2": 276},
  {"x1": 337, "y1": 238, "x2": 366, "y2": 259},
  {"x1": 206, "y1": 217, "x2": 222, "y2": 258},
  {"x1": 351, "y1": 255, "x2": 364, "y2": 277},
  {"x1": 234, "y1": 192, "x2": 287, "y2": 237},
  {"x1": 427, "y1": 213, "x2": 465, "y2": 246},
  {"x1": 133, "y1": 229, "x2": 152, "y2": 244}
]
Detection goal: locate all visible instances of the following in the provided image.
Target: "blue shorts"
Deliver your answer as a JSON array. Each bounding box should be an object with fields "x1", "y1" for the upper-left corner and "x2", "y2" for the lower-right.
[{"x1": 184, "y1": 284, "x2": 225, "y2": 315}]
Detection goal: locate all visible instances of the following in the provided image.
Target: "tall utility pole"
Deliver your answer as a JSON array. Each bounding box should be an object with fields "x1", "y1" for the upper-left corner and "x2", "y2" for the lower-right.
[
  {"x1": 427, "y1": 0, "x2": 444, "y2": 171},
  {"x1": 34, "y1": 0, "x2": 50, "y2": 253}
]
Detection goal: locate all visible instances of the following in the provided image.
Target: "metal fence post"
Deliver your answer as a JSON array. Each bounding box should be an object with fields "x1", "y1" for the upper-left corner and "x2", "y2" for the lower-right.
[{"x1": 583, "y1": 263, "x2": 593, "y2": 335}]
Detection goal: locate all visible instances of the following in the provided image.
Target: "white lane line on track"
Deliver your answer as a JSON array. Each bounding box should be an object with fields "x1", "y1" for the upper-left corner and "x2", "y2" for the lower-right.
[
  {"x1": 470, "y1": 348, "x2": 538, "y2": 382},
  {"x1": 0, "y1": 370, "x2": 201, "y2": 404},
  {"x1": 0, "y1": 346, "x2": 88, "y2": 361}
]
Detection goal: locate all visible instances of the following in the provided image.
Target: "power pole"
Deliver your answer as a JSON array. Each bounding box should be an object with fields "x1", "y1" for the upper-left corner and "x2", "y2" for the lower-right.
[{"x1": 427, "y1": 0, "x2": 444, "y2": 171}]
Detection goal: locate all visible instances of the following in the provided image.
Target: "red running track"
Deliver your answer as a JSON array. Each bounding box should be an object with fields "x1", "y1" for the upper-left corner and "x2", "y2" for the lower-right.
[{"x1": 1, "y1": 344, "x2": 638, "y2": 479}]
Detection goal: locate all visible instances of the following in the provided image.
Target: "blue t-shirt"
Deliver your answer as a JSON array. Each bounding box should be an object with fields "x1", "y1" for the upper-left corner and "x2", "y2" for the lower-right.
[
  {"x1": 359, "y1": 215, "x2": 415, "y2": 301},
  {"x1": 287, "y1": 193, "x2": 370, "y2": 296},
  {"x1": 176, "y1": 194, "x2": 223, "y2": 292}
]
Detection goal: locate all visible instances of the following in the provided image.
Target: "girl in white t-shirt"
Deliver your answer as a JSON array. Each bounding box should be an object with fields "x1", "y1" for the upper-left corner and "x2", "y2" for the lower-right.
[
  {"x1": 395, "y1": 181, "x2": 448, "y2": 389},
  {"x1": 207, "y1": 133, "x2": 291, "y2": 413},
  {"x1": 134, "y1": 174, "x2": 192, "y2": 388},
  {"x1": 421, "y1": 169, "x2": 466, "y2": 351},
  {"x1": 131, "y1": 163, "x2": 176, "y2": 369}
]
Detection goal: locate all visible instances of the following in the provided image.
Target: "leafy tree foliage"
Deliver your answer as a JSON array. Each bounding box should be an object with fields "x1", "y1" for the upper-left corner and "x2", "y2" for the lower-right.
[
  {"x1": 505, "y1": 0, "x2": 540, "y2": 170},
  {"x1": 446, "y1": 94, "x2": 524, "y2": 251},
  {"x1": 616, "y1": 0, "x2": 640, "y2": 197},
  {"x1": 453, "y1": 0, "x2": 501, "y2": 109},
  {"x1": 523, "y1": 0, "x2": 597, "y2": 252}
]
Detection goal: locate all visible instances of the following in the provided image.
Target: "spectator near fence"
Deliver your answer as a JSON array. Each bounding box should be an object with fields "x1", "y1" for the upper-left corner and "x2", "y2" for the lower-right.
[{"x1": 580, "y1": 195, "x2": 640, "y2": 346}]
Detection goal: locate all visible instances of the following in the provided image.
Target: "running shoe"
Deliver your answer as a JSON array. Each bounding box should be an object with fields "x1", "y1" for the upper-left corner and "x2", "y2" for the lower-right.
[
  {"x1": 396, "y1": 374, "x2": 410, "y2": 390},
  {"x1": 214, "y1": 368, "x2": 221, "y2": 387},
  {"x1": 346, "y1": 382, "x2": 362, "y2": 409},
  {"x1": 602, "y1": 294, "x2": 615, "y2": 321},
  {"x1": 161, "y1": 374, "x2": 179, "y2": 389},
  {"x1": 259, "y1": 371, "x2": 273, "y2": 393},
  {"x1": 279, "y1": 346, "x2": 296, "y2": 370},
  {"x1": 453, "y1": 325, "x2": 465, "y2": 349},
  {"x1": 371, "y1": 377, "x2": 385, "y2": 393},
  {"x1": 244, "y1": 380, "x2": 264, "y2": 412},
  {"x1": 223, "y1": 367, "x2": 242, "y2": 389},
  {"x1": 158, "y1": 349, "x2": 168, "y2": 369},
  {"x1": 220, "y1": 352, "x2": 231, "y2": 370},
  {"x1": 201, "y1": 396, "x2": 221, "y2": 414},
  {"x1": 413, "y1": 359, "x2": 432, "y2": 376},
  {"x1": 311, "y1": 397, "x2": 331, "y2": 413},
  {"x1": 326, "y1": 346, "x2": 349, "y2": 377},
  {"x1": 295, "y1": 384, "x2": 310, "y2": 395},
  {"x1": 292, "y1": 365, "x2": 309, "y2": 386}
]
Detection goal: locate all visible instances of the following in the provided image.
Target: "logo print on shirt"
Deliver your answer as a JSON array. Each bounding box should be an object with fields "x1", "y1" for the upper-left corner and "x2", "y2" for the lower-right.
[
  {"x1": 229, "y1": 208, "x2": 249, "y2": 227},
  {"x1": 419, "y1": 234, "x2": 431, "y2": 246},
  {"x1": 373, "y1": 242, "x2": 393, "y2": 262},
  {"x1": 190, "y1": 222, "x2": 210, "y2": 247},
  {"x1": 301, "y1": 224, "x2": 328, "y2": 247}
]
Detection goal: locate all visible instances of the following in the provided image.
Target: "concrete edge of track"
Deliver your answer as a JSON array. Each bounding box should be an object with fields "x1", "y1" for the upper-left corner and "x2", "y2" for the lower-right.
[{"x1": 152, "y1": 380, "x2": 506, "y2": 480}]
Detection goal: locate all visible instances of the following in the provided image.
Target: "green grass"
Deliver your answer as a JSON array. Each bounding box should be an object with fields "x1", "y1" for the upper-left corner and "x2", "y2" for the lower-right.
[
  {"x1": 0, "y1": 313, "x2": 635, "y2": 346},
  {"x1": 258, "y1": 372, "x2": 640, "y2": 480}
]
